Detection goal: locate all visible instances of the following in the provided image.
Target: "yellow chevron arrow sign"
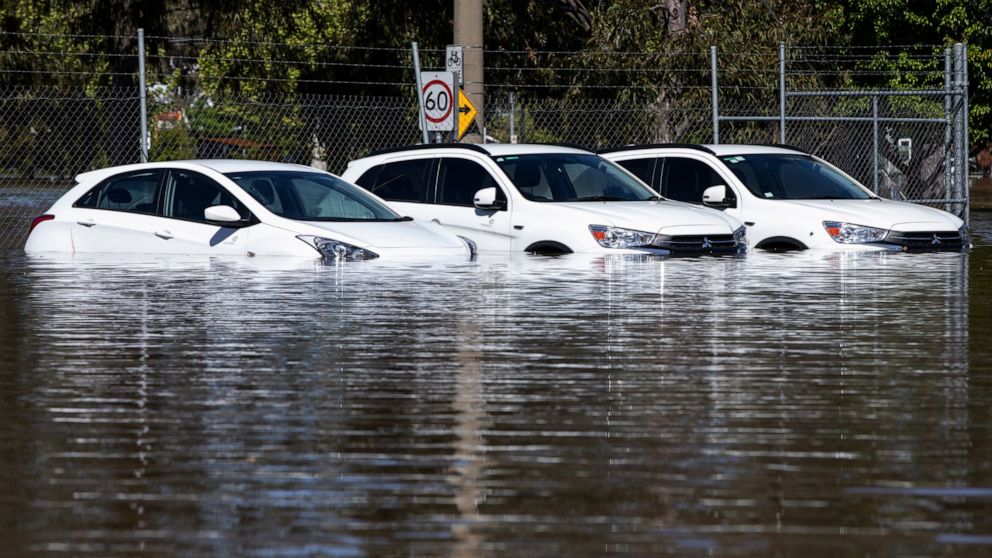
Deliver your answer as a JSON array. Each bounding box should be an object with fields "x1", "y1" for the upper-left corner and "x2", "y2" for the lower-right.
[{"x1": 457, "y1": 89, "x2": 478, "y2": 141}]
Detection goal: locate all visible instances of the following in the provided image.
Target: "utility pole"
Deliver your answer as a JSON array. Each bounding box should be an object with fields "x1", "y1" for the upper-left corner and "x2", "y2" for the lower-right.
[{"x1": 454, "y1": 0, "x2": 483, "y2": 143}]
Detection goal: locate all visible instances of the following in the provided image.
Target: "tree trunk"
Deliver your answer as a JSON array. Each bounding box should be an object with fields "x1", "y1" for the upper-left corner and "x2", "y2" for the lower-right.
[{"x1": 666, "y1": 0, "x2": 688, "y2": 34}]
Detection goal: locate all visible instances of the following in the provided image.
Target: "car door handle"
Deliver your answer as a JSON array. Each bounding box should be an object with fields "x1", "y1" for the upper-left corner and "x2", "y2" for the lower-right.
[
  {"x1": 154, "y1": 229, "x2": 174, "y2": 240},
  {"x1": 76, "y1": 219, "x2": 96, "y2": 227}
]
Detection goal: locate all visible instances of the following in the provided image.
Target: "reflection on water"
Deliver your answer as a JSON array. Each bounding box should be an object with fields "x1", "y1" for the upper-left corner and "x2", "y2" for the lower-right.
[{"x1": 0, "y1": 241, "x2": 989, "y2": 556}]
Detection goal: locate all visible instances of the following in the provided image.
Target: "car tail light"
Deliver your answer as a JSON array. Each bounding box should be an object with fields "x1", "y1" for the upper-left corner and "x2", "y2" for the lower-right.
[{"x1": 30, "y1": 214, "x2": 55, "y2": 233}]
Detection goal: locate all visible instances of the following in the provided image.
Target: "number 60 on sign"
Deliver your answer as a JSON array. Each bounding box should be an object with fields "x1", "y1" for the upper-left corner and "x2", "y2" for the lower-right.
[{"x1": 419, "y1": 71, "x2": 454, "y2": 132}]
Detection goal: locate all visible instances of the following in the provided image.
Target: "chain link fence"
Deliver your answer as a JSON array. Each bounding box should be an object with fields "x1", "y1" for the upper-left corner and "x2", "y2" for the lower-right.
[
  {"x1": 0, "y1": 34, "x2": 970, "y2": 248},
  {"x1": 484, "y1": 95, "x2": 715, "y2": 148},
  {"x1": 716, "y1": 44, "x2": 970, "y2": 218}
]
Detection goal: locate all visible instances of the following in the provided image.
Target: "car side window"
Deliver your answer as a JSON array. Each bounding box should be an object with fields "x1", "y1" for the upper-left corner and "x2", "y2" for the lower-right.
[
  {"x1": 363, "y1": 159, "x2": 431, "y2": 202},
  {"x1": 162, "y1": 169, "x2": 249, "y2": 224},
  {"x1": 615, "y1": 158, "x2": 656, "y2": 187},
  {"x1": 74, "y1": 170, "x2": 162, "y2": 214},
  {"x1": 661, "y1": 157, "x2": 731, "y2": 205},
  {"x1": 354, "y1": 164, "x2": 383, "y2": 190},
  {"x1": 437, "y1": 158, "x2": 497, "y2": 207}
]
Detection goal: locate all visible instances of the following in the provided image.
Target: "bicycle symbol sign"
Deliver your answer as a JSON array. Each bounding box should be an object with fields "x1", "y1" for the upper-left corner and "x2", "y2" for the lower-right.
[{"x1": 445, "y1": 45, "x2": 464, "y2": 85}]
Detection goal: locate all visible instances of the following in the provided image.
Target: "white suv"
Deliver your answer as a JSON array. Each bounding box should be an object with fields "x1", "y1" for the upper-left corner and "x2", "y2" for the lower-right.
[
  {"x1": 341, "y1": 144, "x2": 745, "y2": 256},
  {"x1": 601, "y1": 144, "x2": 968, "y2": 252}
]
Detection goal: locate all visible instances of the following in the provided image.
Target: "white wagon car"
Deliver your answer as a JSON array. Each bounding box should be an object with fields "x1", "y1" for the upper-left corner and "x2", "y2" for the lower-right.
[
  {"x1": 25, "y1": 160, "x2": 473, "y2": 260},
  {"x1": 341, "y1": 144, "x2": 746, "y2": 256},
  {"x1": 600, "y1": 144, "x2": 968, "y2": 252}
]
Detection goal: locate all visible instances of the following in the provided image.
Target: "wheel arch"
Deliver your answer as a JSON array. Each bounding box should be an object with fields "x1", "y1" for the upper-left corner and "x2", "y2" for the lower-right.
[
  {"x1": 524, "y1": 240, "x2": 573, "y2": 255},
  {"x1": 754, "y1": 236, "x2": 808, "y2": 251}
]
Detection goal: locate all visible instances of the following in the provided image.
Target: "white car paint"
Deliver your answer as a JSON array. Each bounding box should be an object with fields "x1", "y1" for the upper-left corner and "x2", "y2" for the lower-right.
[
  {"x1": 600, "y1": 144, "x2": 967, "y2": 252},
  {"x1": 341, "y1": 144, "x2": 745, "y2": 256},
  {"x1": 25, "y1": 160, "x2": 472, "y2": 260}
]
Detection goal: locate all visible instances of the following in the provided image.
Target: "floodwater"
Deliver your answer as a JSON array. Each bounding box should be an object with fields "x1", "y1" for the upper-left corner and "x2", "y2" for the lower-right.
[{"x1": 1, "y1": 215, "x2": 991, "y2": 557}]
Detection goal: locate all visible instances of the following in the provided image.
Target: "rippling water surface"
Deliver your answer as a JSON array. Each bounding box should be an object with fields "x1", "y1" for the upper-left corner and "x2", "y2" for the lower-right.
[{"x1": 2, "y1": 215, "x2": 992, "y2": 556}]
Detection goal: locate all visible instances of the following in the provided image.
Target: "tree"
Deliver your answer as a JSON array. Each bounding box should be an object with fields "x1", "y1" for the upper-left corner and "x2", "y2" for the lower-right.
[
  {"x1": 571, "y1": 0, "x2": 840, "y2": 142},
  {"x1": 839, "y1": 0, "x2": 992, "y2": 147}
]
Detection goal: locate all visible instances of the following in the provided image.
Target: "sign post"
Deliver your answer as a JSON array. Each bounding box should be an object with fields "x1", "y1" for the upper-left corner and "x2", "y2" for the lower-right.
[
  {"x1": 411, "y1": 42, "x2": 429, "y2": 143},
  {"x1": 419, "y1": 71, "x2": 456, "y2": 137}
]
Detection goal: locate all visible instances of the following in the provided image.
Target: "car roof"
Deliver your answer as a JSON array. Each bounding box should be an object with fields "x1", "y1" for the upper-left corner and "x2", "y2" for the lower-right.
[
  {"x1": 74, "y1": 159, "x2": 317, "y2": 184},
  {"x1": 600, "y1": 143, "x2": 807, "y2": 157},
  {"x1": 352, "y1": 143, "x2": 593, "y2": 164},
  {"x1": 704, "y1": 144, "x2": 806, "y2": 156},
  {"x1": 481, "y1": 143, "x2": 591, "y2": 156},
  {"x1": 185, "y1": 159, "x2": 316, "y2": 173}
]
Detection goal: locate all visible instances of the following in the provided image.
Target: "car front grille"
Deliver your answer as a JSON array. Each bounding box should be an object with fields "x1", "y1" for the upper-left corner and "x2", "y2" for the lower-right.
[
  {"x1": 652, "y1": 234, "x2": 739, "y2": 254},
  {"x1": 883, "y1": 230, "x2": 964, "y2": 251}
]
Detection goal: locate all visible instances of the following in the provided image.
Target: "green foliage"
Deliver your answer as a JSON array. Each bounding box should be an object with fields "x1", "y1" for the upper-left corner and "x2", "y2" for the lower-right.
[
  {"x1": 563, "y1": 0, "x2": 841, "y2": 141},
  {"x1": 2, "y1": 2, "x2": 111, "y2": 88},
  {"x1": 840, "y1": 0, "x2": 992, "y2": 146},
  {"x1": 149, "y1": 124, "x2": 196, "y2": 161},
  {"x1": 3, "y1": 0, "x2": 991, "y2": 167}
]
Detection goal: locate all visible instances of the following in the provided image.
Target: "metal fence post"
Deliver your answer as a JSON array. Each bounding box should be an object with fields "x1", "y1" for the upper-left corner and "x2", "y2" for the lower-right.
[
  {"x1": 779, "y1": 42, "x2": 786, "y2": 144},
  {"x1": 509, "y1": 92, "x2": 516, "y2": 143},
  {"x1": 520, "y1": 98, "x2": 526, "y2": 143},
  {"x1": 412, "y1": 42, "x2": 429, "y2": 144},
  {"x1": 962, "y1": 43, "x2": 970, "y2": 226},
  {"x1": 710, "y1": 46, "x2": 719, "y2": 144},
  {"x1": 137, "y1": 28, "x2": 148, "y2": 163},
  {"x1": 944, "y1": 47, "x2": 952, "y2": 213},
  {"x1": 953, "y1": 43, "x2": 964, "y2": 214},
  {"x1": 872, "y1": 95, "x2": 879, "y2": 194}
]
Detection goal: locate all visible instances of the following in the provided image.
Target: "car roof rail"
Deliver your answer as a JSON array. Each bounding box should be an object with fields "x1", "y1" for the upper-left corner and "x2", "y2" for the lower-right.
[
  {"x1": 597, "y1": 143, "x2": 716, "y2": 155},
  {"x1": 364, "y1": 143, "x2": 491, "y2": 158}
]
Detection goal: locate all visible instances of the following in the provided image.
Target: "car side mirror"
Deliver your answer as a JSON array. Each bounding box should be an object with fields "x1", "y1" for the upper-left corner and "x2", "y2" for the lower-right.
[
  {"x1": 204, "y1": 204, "x2": 247, "y2": 225},
  {"x1": 702, "y1": 185, "x2": 731, "y2": 208},
  {"x1": 473, "y1": 187, "x2": 505, "y2": 210}
]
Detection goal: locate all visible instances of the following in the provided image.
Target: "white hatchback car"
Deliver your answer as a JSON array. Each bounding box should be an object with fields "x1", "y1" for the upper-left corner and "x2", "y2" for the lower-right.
[
  {"x1": 600, "y1": 144, "x2": 968, "y2": 252},
  {"x1": 341, "y1": 144, "x2": 746, "y2": 256},
  {"x1": 25, "y1": 160, "x2": 473, "y2": 260}
]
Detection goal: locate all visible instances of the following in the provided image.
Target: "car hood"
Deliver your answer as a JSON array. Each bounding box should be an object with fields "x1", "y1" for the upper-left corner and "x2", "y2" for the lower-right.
[
  {"x1": 775, "y1": 199, "x2": 963, "y2": 231},
  {"x1": 550, "y1": 200, "x2": 741, "y2": 234},
  {"x1": 299, "y1": 219, "x2": 466, "y2": 249}
]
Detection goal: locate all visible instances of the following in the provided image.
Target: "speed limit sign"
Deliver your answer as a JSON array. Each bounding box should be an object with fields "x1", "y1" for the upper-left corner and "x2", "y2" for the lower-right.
[{"x1": 419, "y1": 71, "x2": 454, "y2": 132}]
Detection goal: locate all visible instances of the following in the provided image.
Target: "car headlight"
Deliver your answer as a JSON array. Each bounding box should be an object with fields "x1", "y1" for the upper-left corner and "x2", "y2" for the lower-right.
[
  {"x1": 822, "y1": 221, "x2": 887, "y2": 244},
  {"x1": 589, "y1": 225, "x2": 656, "y2": 249},
  {"x1": 733, "y1": 225, "x2": 747, "y2": 245},
  {"x1": 297, "y1": 235, "x2": 379, "y2": 260}
]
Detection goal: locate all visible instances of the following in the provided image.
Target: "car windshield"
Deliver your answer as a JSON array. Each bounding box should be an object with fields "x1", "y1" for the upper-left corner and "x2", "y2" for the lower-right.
[
  {"x1": 718, "y1": 154, "x2": 873, "y2": 200},
  {"x1": 225, "y1": 170, "x2": 403, "y2": 221},
  {"x1": 494, "y1": 153, "x2": 659, "y2": 202}
]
